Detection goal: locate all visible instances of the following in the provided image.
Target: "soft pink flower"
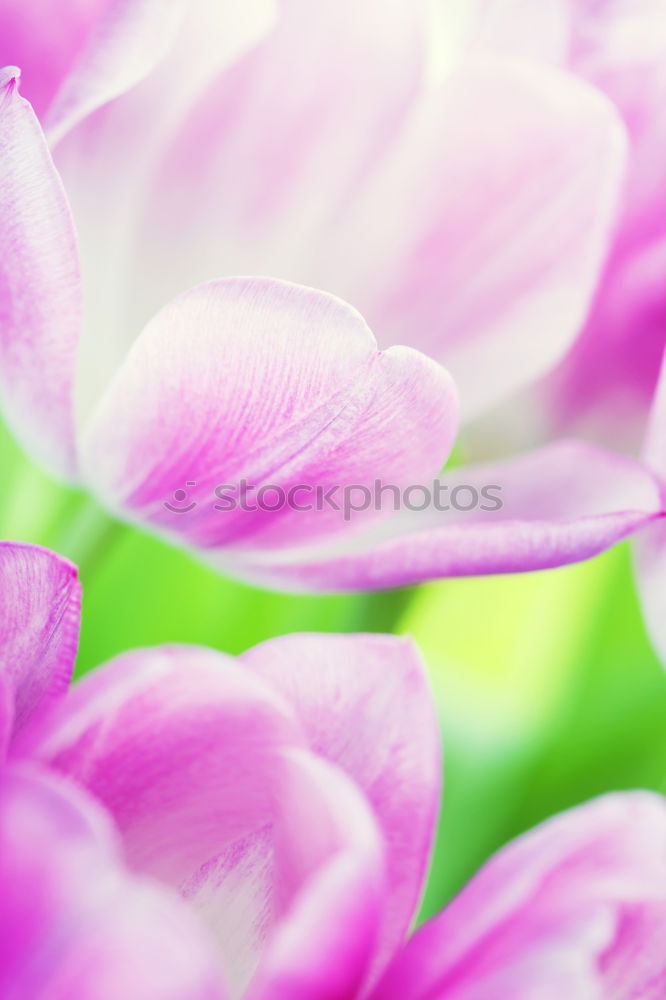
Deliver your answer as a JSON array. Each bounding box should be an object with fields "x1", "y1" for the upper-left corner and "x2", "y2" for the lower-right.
[
  {"x1": 438, "y1": 2, "x2": 666, "y2": 660},
  {"x1": 3, "y1": 541, "x2": 666, "y2": 998},
  {"x1": 547, "y1": 1, "x2": 666, "y2": 449},
  {"x1": 444, "y1": 0, "x2": 666, "y2": 452},
  {"x1": 0, "y1": 0, "x2": 626, "y2": 418},
  {"x1": 1, "y1": 3, "x2": 662, "y2": 591}
]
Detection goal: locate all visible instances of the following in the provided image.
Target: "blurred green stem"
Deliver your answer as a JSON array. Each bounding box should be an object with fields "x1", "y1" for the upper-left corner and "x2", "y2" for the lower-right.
[{"x1": 48, "y1": 498, "x2": 124, "y2": 579}]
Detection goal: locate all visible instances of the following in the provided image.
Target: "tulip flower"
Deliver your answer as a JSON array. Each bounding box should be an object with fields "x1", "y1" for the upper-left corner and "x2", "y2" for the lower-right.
[
  {"x1": 1, "y1": 2, "x2": 663, "y2": 593},
  {"x1": 545, "y1": 0, "x2": 666, "y2": 450},
  {"x1": 439, "y1": 0, "x2": 666, "y2": 453},
  {"x1": 0, "y1": 0, "x2": 630, "y2": 417},
  {"x1": 3, "y1": 541, "x2": 666, "y2": 998},
  {"x1": 430, "y1": 2, "x2": 666, "y2": 662},
  {"x1": 0, "y1": 540, "x2": 222, "y2": 996}
]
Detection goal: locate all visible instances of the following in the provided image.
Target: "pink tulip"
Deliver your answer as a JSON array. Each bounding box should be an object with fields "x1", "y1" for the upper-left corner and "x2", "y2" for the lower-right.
[
  {"x1": 3, "y1": 541, "x2": 666, "y2": 998},
  {"x1": 0, "y1": 0, "x2": 628, "y2": 417},
  {"x1": 0, "y1": 542, "x2": 224, "y2": 997},
  {"x1": 435, "y1": 2, "x2": 666, "y2": 660},
  {"x1": 442, "y1": 0, "x2": 666, "y2": 452},
  {"x1": 1, "y1": 3, "x2": 663, "y2": 592},
  {"x1": 546, "y1": 1, "x2": 666, "y2": 450}
]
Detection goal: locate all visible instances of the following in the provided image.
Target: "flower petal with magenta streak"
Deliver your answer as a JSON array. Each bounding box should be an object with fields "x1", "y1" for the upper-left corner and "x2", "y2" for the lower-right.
[
  {"x1": 224, "y1": 441, "x2": 662, "y2": 592},
  {"x1": 79, "y1": 277, "x2": 458, "y2": 554}
]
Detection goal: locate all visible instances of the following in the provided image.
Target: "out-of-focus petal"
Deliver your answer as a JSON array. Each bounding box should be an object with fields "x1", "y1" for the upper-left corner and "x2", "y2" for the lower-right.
[
  {"x1": 45, "y1": 0, "x2": 189, "y2": 144},
  {"x1": 141, "y1": 0, "x2": 425, "y2": 274},
  {"x1": 0, "y1": 0, "x2": 275, "y2": 145},
  {"x1": 370, "y1": 793, "x2": 666, "y2": 1000},
  {"x1": 463, "y1": 1, "x2": 666, "y2": 442},
  {"x1": 428, "y1": 0, "x2": 570, "y2": 69},
  {"x1": 246, "y1": 749, "x2": 385, "y2": 1000},
  {"x1": 123, "y1": 36, "x2": 626, "y2": 422},
  {"x1": 242, "y1": 633, "x2": 440, "y2": 981},
  {"x1": 547, "y1": 236, "x2": 666, "y2": 450},
  {"x1": 438, "y1": 0, "x2": 666, "y2": 235},
  {"x1": 346, "y1": 60, "x2": 627, "y2": 419},
  {"x1": 79, "y1": 278, "x2": 458, "y2": 552},
  {"x1": 0, "y1": 69, "x2": 81, "y2": 475},
  {"x1": 45, "y1": 1, "x2": 624, "y2": 427},
  {"x1": 51, "y1": 0, "x2": 283, "y2": 414},
  {"x1": 79, "y1": 0, "x2": 425, "y2": 386},
  {"x1": 225, "y1": 441, "x2": 662, "y2": 592},
  {"x1": 0, "y1": 543, "x2": 80, "y2": 751},
  {"x1": 0, "y1": 0, "x2": 107, "y2": 118},
  {"x1": 569, "y1": 0, "x2": 666, "y2": 239},
  {"x1": 0, "y1": 764, "x2": 227, "y2": 999},
  {"x1": 632, "y1": 348, "x2": 666, "y2": 665}
]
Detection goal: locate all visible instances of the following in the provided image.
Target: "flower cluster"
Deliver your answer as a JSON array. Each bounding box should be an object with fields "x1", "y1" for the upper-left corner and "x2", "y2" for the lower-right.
[
  {"x1": 2, "y1": 1, "x2": 666, "y2": 995},
  {"x1": 1, "y1": 1, "x2": 664, "y2": 596},
  {"x1": 3, "y1": 542, "x2": 666, "y2": 998}
]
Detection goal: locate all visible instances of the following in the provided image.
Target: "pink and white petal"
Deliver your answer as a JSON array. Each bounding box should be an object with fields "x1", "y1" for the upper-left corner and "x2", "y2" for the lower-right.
[
  {"x1": 241, "y1": 633, "x2": 440, "y2": 979},
  {"x1": 0, "y1": 0, "x2": 107, "y2": 118},
  {"x1": 115, "y1": 0, "x2": 428, "y2": 360},
  {"x1": 247, "y1": 749, "x2": 385, "y2": 1000},
  {"x1": 44, "y1": 0, "x2": 190, "y2": 144},
  {"x1": 32, "y1": 640, "x2": 385, "y2": 1000},
  {"x1": 131, "y1": 34, "x2": 625, "y2": 424},
  {"x1": 0, "y1": 542, "x2": 80, "y2": 749},
  {"x1": 636, "y1": 519, "x2": 666, "y2": 672},
  {"x1": 0, "y1": 70, "x2": 81, "y2": 475},
  {"x1": 632, "y1": 347, "x2": 666, "y2": 666},
  {"x1": 569, "y1": 0, "x2": 666, "y2": 239},
  {"x1": 142, "y1": 0, "x2": 426, "y2": 267},
  {"x1": 223, "y1": 441, "x2": 662, "y2": 592},
  {"x1": 338, "y1": 59, "x2": 627, "y2": 420},
  {"x1": 48, "y1": 0, "x2": 278, "y2": 146},
  {"x1": 180, "y1": 827, "x2": 276, "y2": 998},
  {"x1": 370, "y1": 792, "x2": 666, "y2": 1000},
  {"x1": 0, "y1": 764, "x2": 227, "y2": 999},
  {"x1": 47, "y1": 0, "x2": 276, "y2": 147},
  {"x1": 545, "y1": 234, "x2": 666, "y2": 448},
  {"x1": 636, "y1": 334, "x2": 666, "y2": 480},
  {"x1": 522, "y1": 2, "x2": 666, "y2": 445},
  {"x1": 178, "y1": 746, "x2": 385, "y2": 999},
  {"x1": 51, "y1": 0, "x2": 281, "y2": 415},
  {"x1": 0, "y1": 0, "x2": 192, "y2": 135},
  {"x1": 440, "y1": 2, "x2": 666, "y2": 239},
  {"x1": 22, "y1": 645, "x2": 302, "y2": 885},
  {"x1": 79, "y1": 278, "x2": 458, "y2": 552}
]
